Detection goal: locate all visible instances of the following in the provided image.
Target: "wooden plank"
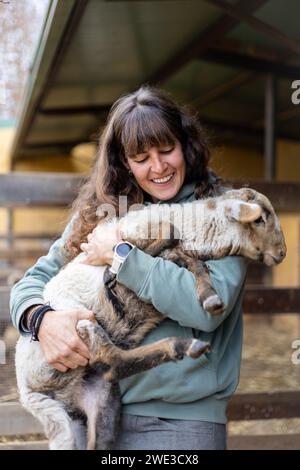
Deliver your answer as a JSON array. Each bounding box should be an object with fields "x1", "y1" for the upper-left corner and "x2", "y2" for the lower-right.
[
  {"x1": 0, "y1": 173, "x2": 300, "y2": 212},
  {"x1": 0, "y1": 248, "x2": 49, "y2": 262},
  {"x1": 2, "y1": 287, "x2": 300, "y2": 321},
  {"x1": 228, "y1": 433, "x2": 300, "y2": 450},
  {"x1": 230, "y1": 180, "x2": 300, "y2": 212},
  {"x1": 203, "y1": 47, "x2": 300, "y2": 80},
  {"x1": 0, "y1": 435, "x2": 298, "y2": 450},
  {"x1": 0, "y1": 402, "x2": 43, "y2": 436},
  {"x1": 0, "y1": 435, "x2": 299, "y2": 450},
  {"x1": 243, "y1": 287, "x2": 300, "y2": 314},
  {"x1": 0, "y1": 286, "x2": 11, "y2": 321},
  {"x1": 228, "y1": 391, "x2": 300, "y2": 421},
  {"x1": 1, "y1": 393, "x2": 299, "y2": 440},
  {"x1": 0, "y1": 440, "x2": 48, "y2": 450},
  {"x1": 0, "y1": 172, "x2": 84, "y2": 207},
  {"x1": 204, "y1": 0, "x2": 300, "y2": 55}
]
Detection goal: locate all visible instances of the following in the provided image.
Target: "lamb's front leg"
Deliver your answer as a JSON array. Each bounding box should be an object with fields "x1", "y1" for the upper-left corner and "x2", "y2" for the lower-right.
[{"x1": 165, "y1": 250, "x2": 225, "y2": 316}]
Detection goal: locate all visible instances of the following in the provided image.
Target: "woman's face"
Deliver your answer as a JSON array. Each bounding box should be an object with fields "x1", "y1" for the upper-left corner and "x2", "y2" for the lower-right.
[{"x1": 126, "y1": 140, "x2": 186, "y2": 202}]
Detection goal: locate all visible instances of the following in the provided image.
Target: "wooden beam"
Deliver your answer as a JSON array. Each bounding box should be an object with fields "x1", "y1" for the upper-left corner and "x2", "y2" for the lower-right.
[
  {"x1": 191, "y1": 71, "x2": 255, "y2": 108},
  {"x1": 228, "y1": 434, "x2": 300, "y2": 450},
  {"x1": 2, "y1": 287, "x2": 300, "y2": 322},
  {"x1": 243, "y1": 287, "x2": 300, "y2": 314},
  {"x1": 0, "y1": 286, "x2": 11, "y2": 321},
  {"x1": 146, "y1": 0, "x2": 267, "y2": 84},
  {"x1": 228, "y1": 390, "x2": 300, "y2": 420},
  {"x1": 0, "y1": 172, "x2": 85, "y2": 207},
  {"x1": 264, "y1": 75, "x2": 277, "y2": 181},
  {"x1": 0, "y1": 174, "x2": 300, "y2": 211},
  {"x1": 230, "y1": 180, "x2": 300, "y2": 212},
  {"x1": 38, "y1": 104, "x2": 110, "y2": 116},
  {"x1": 204, "y1": 0, "x2": 300, "y2": 55},
  {"x1": 0, "y1": 402, "x2": 43, "y2": 436},
  {"x1": 202, "y1": 47, "x2": 300, "y2": 79}
]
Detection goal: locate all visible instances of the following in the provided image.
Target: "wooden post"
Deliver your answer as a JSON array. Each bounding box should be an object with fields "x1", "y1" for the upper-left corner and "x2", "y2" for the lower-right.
[{"x1": 264, "y1": 74, "x2": 277, "y2": 180}]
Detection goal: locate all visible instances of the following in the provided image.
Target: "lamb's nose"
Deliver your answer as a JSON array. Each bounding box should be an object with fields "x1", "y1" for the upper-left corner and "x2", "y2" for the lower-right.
[{"x1": 280, "y1": 250, "x2": 285, "y2": 258}]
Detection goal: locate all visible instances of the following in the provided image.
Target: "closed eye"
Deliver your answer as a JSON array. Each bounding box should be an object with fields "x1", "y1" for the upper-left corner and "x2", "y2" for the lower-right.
[
  {"x1": 159, "y1": 147, "x2": 174, "y2": 154},
  {"x1": 254, "y1": 216, "x2": 264, "y2": 225}
]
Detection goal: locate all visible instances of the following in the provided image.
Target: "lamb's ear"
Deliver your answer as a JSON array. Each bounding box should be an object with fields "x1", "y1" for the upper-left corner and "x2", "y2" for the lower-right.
[{"x1": 225, "y1": 200, "x2": 262, "y2": 223}]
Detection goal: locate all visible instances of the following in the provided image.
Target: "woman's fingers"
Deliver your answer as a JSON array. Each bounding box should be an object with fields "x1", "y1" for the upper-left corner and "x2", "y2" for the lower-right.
[
  {"x1": 38, "y1": 309, "x2": 95, "y2": 372},
  {"x1": 52, "y1": 363, "x2": 68, "y2": 373}
]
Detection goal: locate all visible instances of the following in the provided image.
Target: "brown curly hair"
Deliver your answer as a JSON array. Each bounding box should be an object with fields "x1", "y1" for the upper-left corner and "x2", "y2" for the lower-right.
[{"x1": 65, "y1": 86, "x2": 224, "y2": 260}]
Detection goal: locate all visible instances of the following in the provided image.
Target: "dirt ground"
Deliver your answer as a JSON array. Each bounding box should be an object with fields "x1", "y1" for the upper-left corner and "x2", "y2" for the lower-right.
[{"x1": 229, "y1": 313, "x2": 300, "y2": 437}]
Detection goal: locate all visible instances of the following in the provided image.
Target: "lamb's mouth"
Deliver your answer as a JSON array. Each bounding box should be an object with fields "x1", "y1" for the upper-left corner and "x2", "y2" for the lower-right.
[
  {"x1": 263, "y1": 253, "x2": 280, "y2": 266},
  {"x1": 151, "y1": 173, "x2": 175, "y2": 184}
]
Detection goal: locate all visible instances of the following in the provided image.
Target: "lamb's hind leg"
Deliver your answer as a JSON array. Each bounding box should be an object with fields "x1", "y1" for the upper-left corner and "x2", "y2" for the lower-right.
[
  {"x1": 76, "y1": 320, "x2": 210, "y2": 382},
  {"x1": 104, "y1": 337, "x2": 210, "y2": 382},
  {"x1": 20, "y1": 391, "x2": 76, "y2": 450}
]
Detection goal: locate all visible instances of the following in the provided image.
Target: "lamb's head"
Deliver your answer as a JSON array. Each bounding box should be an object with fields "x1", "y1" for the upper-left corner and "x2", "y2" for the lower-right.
[{"x1": 221, "y1": 188, "x2": 286, "y2": 266}]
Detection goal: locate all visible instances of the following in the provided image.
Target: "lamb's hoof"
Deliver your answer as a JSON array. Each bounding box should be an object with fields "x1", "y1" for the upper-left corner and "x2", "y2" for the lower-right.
[
  {"x1": 203, "y1": 295, "x2": 225, "y2": 316},
  {"x1": 76, "y1": 319, "x2": 95, "y2": 342},
  {"x1": 188, "y1": 339, "x2": 210, "y2": 359}
]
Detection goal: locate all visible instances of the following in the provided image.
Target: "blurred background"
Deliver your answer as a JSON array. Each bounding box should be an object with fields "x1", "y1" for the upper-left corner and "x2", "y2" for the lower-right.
[{"x1": 0, "y1": 0, "x2": 299, "y2": 449}]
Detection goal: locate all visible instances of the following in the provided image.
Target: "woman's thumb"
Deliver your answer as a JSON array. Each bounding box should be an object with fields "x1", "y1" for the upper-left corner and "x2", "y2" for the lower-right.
[{"x1": 77, "y1": 309, "x2": 95, "y2": 321}]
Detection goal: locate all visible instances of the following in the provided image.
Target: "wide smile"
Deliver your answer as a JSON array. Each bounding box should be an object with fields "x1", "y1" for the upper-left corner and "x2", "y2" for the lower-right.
[{"x1": 151, "y1": 173, "x2": 175, "y2": 185}]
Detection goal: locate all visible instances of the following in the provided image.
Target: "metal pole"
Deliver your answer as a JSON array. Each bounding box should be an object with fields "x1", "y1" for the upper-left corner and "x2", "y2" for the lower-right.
[{"x1": 264, "y1": 74, "x2": 277, "y2": 180}]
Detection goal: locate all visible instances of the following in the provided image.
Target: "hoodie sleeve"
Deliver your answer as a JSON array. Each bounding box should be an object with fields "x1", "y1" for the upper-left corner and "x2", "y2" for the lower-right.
[
  {"x1": 10, "y1": 218, "x2": 75, "y2": 334},
  {"x1": 117, "y1": 247, "x2": 247, "y2": 332}
]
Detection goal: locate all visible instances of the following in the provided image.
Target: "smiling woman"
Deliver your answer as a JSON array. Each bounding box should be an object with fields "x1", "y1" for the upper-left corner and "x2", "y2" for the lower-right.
[
  {"x1": 11, "y1": 86, "x2": 247, "y2": 450},
  {"x1": 126, "y1": 141, "x2": 186, "y2": 202}
]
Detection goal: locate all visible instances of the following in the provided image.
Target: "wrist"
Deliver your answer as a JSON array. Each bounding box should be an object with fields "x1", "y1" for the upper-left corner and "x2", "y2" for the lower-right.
[
  {"x1": 105, "y1": 250, "x2": 114, "y2": 266},
  {"x1": 109, "y1": 241, "x2": 134, "y2": 275},
  {"x1": 105, "y1": 238, "x2": 123, "y2": 265},
  {"x1": 23, "y1": 304, "x2": 43, "y2": 330},
  {"x1": 28, "y1": 305, "x2": 55, "y2": 341}
]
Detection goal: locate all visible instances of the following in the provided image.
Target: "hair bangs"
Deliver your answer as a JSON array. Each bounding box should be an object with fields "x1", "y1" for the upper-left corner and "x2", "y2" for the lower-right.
[{"x1": 121, "y1": 107, "x2": 176, "y2": 157}]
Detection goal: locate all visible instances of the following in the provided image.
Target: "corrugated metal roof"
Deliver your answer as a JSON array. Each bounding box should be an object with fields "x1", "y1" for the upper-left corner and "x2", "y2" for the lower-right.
[{"x1": 11, "y1": 0, "x2": 300, "y2": 162}]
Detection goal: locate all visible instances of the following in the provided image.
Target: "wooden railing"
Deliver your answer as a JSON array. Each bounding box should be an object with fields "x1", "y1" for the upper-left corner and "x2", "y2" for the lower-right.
[{"x1": 0, "y1": 172, "x2": 299, "y2": 450}]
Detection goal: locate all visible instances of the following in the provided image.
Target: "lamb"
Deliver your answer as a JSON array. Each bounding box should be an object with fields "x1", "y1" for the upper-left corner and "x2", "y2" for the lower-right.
[{"x1": 15, "y1": 187, "x2": 286, "y2": 450}]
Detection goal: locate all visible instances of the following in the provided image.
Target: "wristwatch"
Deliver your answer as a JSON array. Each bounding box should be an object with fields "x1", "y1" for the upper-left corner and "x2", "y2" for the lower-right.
[{"x1": 109, "y1": 241, "x2": 134, "y2": 275}]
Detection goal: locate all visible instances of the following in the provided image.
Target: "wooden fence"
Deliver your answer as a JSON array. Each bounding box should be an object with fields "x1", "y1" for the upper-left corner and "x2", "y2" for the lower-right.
[{"x1": 0, "y1": 172, "x2": 299, "y2": 450}]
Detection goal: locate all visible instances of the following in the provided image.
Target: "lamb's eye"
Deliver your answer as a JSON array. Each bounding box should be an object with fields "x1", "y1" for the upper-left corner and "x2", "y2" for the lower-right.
[{"x1": 254, "y1": 216, "x2": 264, "y2": 225}]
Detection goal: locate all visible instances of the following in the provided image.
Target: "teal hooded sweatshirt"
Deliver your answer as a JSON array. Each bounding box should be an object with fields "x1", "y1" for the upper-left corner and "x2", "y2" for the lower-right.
[{"x1": 10, "y1": 182, "x2": 247, "y2": 424}]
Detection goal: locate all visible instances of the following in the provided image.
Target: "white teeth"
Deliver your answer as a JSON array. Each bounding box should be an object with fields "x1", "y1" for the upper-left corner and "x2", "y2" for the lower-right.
[{"x1": 152, "y1": 174, "x2": 174, "y2": 184}]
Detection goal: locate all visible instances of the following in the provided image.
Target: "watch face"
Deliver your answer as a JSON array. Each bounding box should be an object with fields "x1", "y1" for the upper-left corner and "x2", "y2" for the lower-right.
[{"x1": 116, "y1": 242, "x2": 132, "y2": 257}]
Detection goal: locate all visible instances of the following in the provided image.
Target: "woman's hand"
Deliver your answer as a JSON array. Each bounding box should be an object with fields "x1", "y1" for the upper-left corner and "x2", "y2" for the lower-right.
[
  {"x1": 38, "y1": 309, "x2": 95, "y2": 372},
  {"x1": 80, "y1": 223, "x2": 122, "y2": 266}
]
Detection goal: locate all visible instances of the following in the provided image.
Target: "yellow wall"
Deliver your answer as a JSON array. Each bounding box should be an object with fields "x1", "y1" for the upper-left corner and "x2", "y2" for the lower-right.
[
  {"x1": 273, "y1": 214, "x2": 300, "y2": 287},
  {"x1": 277, "y1": 140, "x2": 300, "y2": 181},
  {"x1": 0, "y1": 127, "x2": 15, "y2": 235},
  {"x1": 211, "y1": 145, "x2": 264, "y2": 180}
]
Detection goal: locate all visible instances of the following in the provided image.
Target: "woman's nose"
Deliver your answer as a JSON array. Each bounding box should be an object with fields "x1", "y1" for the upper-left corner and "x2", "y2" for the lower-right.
[{"x1": 151, "y1": 157, "x2": 166, "y2": 174}]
